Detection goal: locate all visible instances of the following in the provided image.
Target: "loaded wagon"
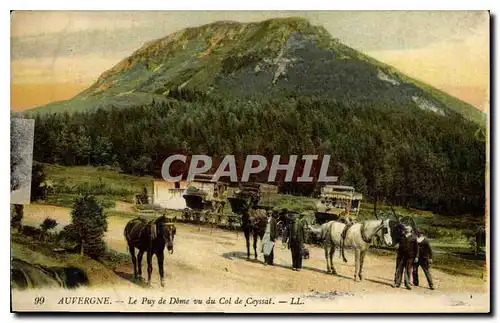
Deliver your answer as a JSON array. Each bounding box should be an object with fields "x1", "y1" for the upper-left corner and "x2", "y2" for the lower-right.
[
  {"x1": 226, "y1": 182, "x2": 275, "y2": 227},
  {"x1": 314, "y1": 185, "x2": 363, "y2": 225},
  {"x1": 182, "y1": 174, "x2": 228, "y2": 227},
  {"x1": 227, "y1": 182, "x2": 276, "y2": 214}
]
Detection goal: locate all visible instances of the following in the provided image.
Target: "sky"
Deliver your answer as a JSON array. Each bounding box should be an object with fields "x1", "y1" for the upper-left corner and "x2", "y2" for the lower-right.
[{"x1": 10, "y1": 11, "x2": 490, "y2": 111}]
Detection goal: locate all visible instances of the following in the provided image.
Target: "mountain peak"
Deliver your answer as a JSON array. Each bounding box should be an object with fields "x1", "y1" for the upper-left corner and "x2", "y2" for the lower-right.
[
  {"x1": 85, "y1": 17, "x2": 326, "y2": 95},
  {"x1": 30, "y1": 18, "x2": 485, "y2": 125}
]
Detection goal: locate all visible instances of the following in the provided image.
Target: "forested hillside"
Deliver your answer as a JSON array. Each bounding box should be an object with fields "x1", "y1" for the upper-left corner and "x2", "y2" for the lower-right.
[{"x1": 29, "y1": 92, "x2": 485, "y2": 217}]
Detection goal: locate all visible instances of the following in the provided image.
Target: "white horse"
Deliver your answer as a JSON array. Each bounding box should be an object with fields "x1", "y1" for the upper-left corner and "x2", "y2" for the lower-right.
[{"x1": 320, "y1": 219, "x2": 392, "y2": 281}]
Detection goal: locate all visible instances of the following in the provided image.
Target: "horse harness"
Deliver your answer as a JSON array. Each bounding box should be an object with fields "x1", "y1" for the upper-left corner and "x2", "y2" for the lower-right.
[
  {"x1": 340, "y1": 222, "x2": 354, "y2": 242},
  {"x1": 359, "y1": 222, "x2": 372, "y2": 244},
  {"x1": 127, "y1": 218, "x2": 174, "y2": 247},
  {"x1": 341, "y1": 219, "x2": 384, "y2": 260},
  {"x1": 361, "y1": 219, "x2": 385, "y2": 243}
]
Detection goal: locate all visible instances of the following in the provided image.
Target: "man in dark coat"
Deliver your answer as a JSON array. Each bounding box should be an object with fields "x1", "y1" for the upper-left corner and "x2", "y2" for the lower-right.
[
  {"x1": 393, "y1": 225, "x2": 418, "y2": 290},
  {"x1": 286, "y1": 213, "x2": 306, "y2": 271},
  {"x1": 413, "y1": 232, "x2": 435, "y2": 290}
]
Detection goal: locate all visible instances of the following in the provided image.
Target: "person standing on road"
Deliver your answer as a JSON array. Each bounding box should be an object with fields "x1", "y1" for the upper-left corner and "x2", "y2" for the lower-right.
[
  {"x1": 285, "y1": 212, "x2": 307, "y2": 271},
  {"x1": 393, "y1": 225, "x2": 418, "y2": 290},
  {"x1": 413, "y1": 231, "x2": 435, "y2": 290},
  {"x1": 262, "y1": 211, "x2": 278, "y2": 266}
]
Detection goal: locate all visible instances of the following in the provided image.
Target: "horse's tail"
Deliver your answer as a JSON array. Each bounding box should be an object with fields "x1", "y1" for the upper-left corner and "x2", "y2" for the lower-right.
[
  {"x1": 341, "y1": 242, "x2": 348, "y2": 263},
  {"x1": 340, "y1": 223, "x2": 350, "y2": 263}
]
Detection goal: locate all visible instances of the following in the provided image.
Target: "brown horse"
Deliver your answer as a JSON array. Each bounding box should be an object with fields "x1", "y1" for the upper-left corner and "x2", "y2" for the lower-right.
[
  {"x1": 242, "y1": 208, "x2": 268, "y2": 259},
  {"x1": 124, "y1": 215, "x2": 176, "y2": 287},
  {"x1": 228, "y1": 187, "x2": 268, "y2": 260}
]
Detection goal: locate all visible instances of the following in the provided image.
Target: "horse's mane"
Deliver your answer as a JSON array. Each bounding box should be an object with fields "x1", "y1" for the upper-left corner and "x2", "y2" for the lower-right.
[{"x1": 151, "y1": 215, "x2": 176, "y2": 240}]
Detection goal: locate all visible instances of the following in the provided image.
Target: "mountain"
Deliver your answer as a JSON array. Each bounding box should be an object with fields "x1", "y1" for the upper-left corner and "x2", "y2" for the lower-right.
[{"x1": 28, "y1": 18, "x2": 485, "y2": 125}]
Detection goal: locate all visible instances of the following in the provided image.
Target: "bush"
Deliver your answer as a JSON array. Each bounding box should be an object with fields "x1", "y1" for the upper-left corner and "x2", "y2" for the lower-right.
[
  {"x1": 22, "y1": 225, "x2": 42, "y2": 238},
  {"x1": 57, "y1": 224, "x2": 80, "y2": 252},
  {"x1": 42, "y1": 194, "x2": 116, "y2": 209},
  {"x1": 31, "y1": 162, "x2": 48, "y2": 202},
  {"x1": 59, "y1": 224, "x2": 79, "y2": 241},
  {"x1": 71, "y1": 194, "x2": 108, "y2": 259},
  {"x1": 54, "y1": 181, "x2": 135, "y2": 200},
  {"x1": 11, "y1": 204, "x2": 24, "y2": 231},
  {"x1": 40, "y1": 217, "x2": 58, "y2": 241},
  {"x1": 41, "y1": 217, "x2": 58, "y2": 232}
]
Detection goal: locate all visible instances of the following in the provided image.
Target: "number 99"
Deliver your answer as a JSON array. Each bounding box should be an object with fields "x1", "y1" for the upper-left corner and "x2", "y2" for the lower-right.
[{"x1": 34, "y1": 297, "x2": 45, "y2": 305}]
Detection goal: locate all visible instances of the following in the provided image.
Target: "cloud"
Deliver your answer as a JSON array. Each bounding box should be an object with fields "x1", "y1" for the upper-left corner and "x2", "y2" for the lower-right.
[
  {"x1": 367, "y1": 17, "x2": 489, "y2": 88},
  {"x1": 11, "y1": 27, "x2": 149, "y2": 60},
  {"x1": 11, "y1": 11, "x2": 145, "y2": 37},
  {"x1": 11, "y1": 11, "x2": 489, "y2": 61},
  {"x1": 11, "y1": 54, "x2": 124, "y2": 84},
  {"x1": 321, "y1": 11, "x2": 488, "y2": 51}
]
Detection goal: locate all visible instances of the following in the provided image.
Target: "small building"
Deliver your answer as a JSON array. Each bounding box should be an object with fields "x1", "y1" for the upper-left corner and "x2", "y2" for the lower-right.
[
  {"x1": 152, "y1": 174, "x2": 229, "y2": 210},
  {"x1": 152, "y1": 180, "x2": 190, "y2": 210}
]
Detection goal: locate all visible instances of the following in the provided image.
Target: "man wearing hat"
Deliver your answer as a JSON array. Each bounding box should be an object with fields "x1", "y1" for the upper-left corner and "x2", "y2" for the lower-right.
[
  {"x1": 413, "y1": 231, "x2": 435, "y2": 290},
  {"x1": 393, "y1": 224, "x2": 418, "y2": 290},
  {"x1": 285, "y1": 212, "x2": 307, "y2": 271}
]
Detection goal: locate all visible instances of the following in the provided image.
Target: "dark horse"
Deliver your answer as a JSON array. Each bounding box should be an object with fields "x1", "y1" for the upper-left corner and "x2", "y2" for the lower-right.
[
  {"x1": 228, "y1": 187, "x2": 268, "y2": 260},
  {"x1": 242, "y1": 208, "x2": 268, "y2": 259},
  {"x1": 124, "y1": 215, "x2": 176, "y2": 287}
]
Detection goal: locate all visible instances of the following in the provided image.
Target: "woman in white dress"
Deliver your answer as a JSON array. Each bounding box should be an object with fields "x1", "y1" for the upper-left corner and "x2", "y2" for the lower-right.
[{"x1": 262, "y1": 212, "x2": 278, "y2": 265}]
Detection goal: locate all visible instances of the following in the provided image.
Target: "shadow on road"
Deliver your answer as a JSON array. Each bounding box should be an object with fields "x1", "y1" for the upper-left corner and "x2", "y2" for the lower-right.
[
  {"x1": 222, "y1": 251, "x2": 296, "y2": 270},
  {"x1": 222, "y1": 251, "x2": 256, "y2": 261},
  {"x1": 300, "y1": 265, "x2": 352, "y2": 280},
  {"x1": 114, "y1": 270, "x2": 150, "y2": 288},
  {"x1": 365, "y1": 277, "x2": 394, "y2": 287},
  {"x1": 221, "y1": 251, "x2": 355, "y2": 278}
]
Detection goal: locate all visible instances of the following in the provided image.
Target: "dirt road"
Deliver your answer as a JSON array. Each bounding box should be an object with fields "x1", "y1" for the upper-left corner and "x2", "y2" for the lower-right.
[{"x1": 17, "y1": 204, "x2": 489, "y2": 312}]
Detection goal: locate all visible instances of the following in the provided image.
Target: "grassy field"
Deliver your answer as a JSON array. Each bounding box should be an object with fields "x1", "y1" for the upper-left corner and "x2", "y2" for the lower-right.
[
  {"x1": 368, "y1": 245, "x2": 485, "y2": 279},
  {"x1": 40, "y1": 163, "x2": 154, "y2": 208}
]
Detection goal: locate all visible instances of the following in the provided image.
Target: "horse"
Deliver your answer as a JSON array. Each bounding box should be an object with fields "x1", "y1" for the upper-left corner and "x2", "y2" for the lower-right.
[
  {"x1": 371, "y1": 217, "x2": 402, "y2": 248},
  {"x1": 307, "y1": 221, "x2": 333, "y2": 243},
  {"x1": 322, "y1": 219, "x2": 393, "y2": 281},
  {"x1": 228, "y1": 189, "x2": 268, "y2": 260},
  {"x1": 124, "y1": 215, "x2": 176, "y2": 287},
  {"x1": 241, "y1": 208, "x2": 268, "y2": 259}
]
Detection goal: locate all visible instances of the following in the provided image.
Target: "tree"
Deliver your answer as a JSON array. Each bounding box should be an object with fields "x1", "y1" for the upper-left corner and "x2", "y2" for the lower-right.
[
  {"x1": 70, "y1": 194, "x2": 108, "y2": 259},
  {"x1": 91, "y1": 136, "x2": 115, "y2": 165},
  {"x1": 40, "y1": 217, "x2": 58, "y2": 241},
  {"x1": 31, "y1": 162, "x2": 48, "y2": 201},
  {"x1": 11, "y1": 204, "x2": 23, "y2": 232}
]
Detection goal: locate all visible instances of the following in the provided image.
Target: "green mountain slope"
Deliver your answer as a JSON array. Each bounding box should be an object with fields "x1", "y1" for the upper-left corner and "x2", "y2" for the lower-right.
[{"x1": 28, "y1": 17, "x2": 485, "y2": 125}]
